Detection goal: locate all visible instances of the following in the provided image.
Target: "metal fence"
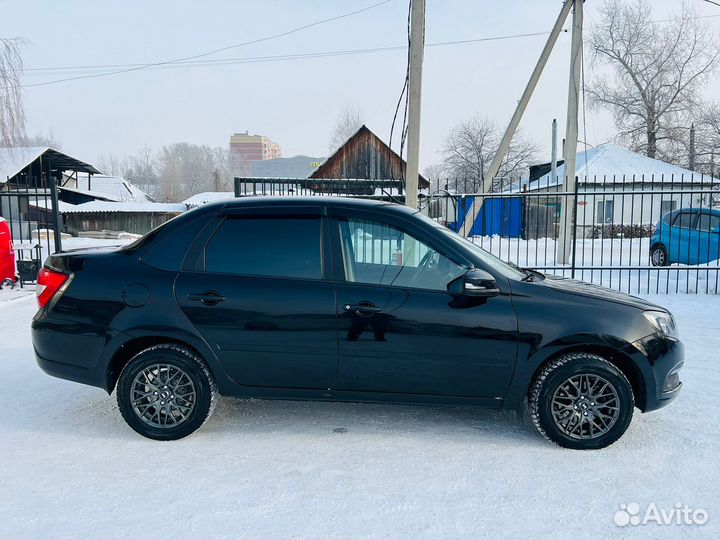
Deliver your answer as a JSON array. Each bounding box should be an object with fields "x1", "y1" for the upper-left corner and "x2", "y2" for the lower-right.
[
  {"x1": 0, "y1": 176, "x2": 62, "y2": 286},
  {"x1": 234, "y1": 175, "x2": 720, "y2": 294}
]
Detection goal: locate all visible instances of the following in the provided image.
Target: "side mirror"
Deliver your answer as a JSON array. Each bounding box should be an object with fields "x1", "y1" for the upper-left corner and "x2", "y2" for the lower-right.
[{"x1": 448, "y1": 268, "x2": 500, "y2": 298}]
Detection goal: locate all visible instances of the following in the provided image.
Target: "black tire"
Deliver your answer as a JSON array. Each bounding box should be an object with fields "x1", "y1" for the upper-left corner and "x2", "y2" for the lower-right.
[
  {"x1": 650, "y1": 244, "x2": 669, "y2": 267},
  {"x1": 528, "y1": 353, "x2": 634, "y2": 450},
  {"x1": 116, "y1": 344, "x2": 217, "y2": 440}
]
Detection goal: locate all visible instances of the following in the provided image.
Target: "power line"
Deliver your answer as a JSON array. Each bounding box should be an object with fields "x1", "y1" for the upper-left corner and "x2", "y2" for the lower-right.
[
  {"x1": 12, "y1": 11, "x2": 720, "y2": 89},
  {"x1": 23, "y1": 32, "x2": 554, "y2": 76},
  {"x1": 14, "y1": 32, "x2": 556, "y2": 90},
  {"x1": 701, "y1": 0, "x2": 720, "y2": 8},
  {"x1": 15, "y1": 0, "x2": 394, "y2": 88},
  {"x1": 21, "y1": 12, "x2": 720, "y2": 75}
]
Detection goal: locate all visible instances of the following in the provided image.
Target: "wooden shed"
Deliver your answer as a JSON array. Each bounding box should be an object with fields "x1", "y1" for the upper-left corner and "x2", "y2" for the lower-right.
[{"x1": 309, "y1": 125, "x2": 429, "y2": 190}]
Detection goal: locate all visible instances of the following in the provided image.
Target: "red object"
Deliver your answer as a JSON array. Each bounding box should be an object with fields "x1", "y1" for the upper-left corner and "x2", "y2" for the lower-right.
[
  {"x1": 36, "y1": 268, "x2": 69, "y2": 308},
  {"x1": 0, "y1": 217, "x2": 18, "y2": 284}
]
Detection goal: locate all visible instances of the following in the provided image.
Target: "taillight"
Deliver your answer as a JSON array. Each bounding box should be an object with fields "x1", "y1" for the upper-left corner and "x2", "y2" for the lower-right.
[{"x1": 36, "y1": 268, "x2": 70, "y2": 309}]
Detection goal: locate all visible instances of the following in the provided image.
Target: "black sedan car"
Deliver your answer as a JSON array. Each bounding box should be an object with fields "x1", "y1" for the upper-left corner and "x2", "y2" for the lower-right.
[{"x1": 31, "y1": 197, "x2": 683, "y2": 449}]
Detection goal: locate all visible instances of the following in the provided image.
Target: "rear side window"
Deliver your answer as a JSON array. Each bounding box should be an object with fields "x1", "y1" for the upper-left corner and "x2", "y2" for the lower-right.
[
  {"x1": 697, "y1": 213, "x2": 720, "y2": 233},
  {"x1": 672, "y1": 212, "x2": 697, "y2": 229},
  {"x1": 205, "y1": 217, "x2": 322, "y2": 279}
]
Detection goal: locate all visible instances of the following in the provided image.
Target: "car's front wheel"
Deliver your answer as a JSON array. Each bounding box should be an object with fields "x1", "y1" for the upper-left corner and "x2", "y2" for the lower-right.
[
  {"x1": 116, "y1": 344, "x2": 217, "y2": 440},
  {"x1": 650, "y1": 244, "x2": 669, "y2": 266},
  {"x1": 528, "y1": 353, "x2": 634, "y2": 450}
]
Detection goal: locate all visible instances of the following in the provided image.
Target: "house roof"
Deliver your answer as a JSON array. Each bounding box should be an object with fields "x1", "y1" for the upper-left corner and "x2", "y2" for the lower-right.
[
  {"x1": 58, "y1": 201, "x2": 186, "y2": 214},
  {"x1": 520, "y1": 144, "x2": 718, "y2": 192},
  {"x1": 310, "y1": 125, "x2": 429, "y2": 187},
  {"x1": 0, "y1": 147, "x2": 100, "y2": 183},
  {"x1": 69, "y1": 174, "x2": 152, "y2": 203},
  {"x1": 247, "y1": 155, "x2": 324, "y2": 179},
  {"x1": 183, "y1": 191, "x2": 235, "y2": 208}
]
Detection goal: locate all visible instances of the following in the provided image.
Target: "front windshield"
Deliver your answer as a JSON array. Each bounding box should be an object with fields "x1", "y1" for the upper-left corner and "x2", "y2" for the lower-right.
[{"x1": 414, "y1": 212, "x2": 528, "y2": 280}]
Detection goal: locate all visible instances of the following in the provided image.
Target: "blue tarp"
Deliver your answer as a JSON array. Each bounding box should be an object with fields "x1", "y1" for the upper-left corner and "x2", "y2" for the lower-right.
[{"x1": 451, "y1": 196, "x2": 523, "y2": 237}]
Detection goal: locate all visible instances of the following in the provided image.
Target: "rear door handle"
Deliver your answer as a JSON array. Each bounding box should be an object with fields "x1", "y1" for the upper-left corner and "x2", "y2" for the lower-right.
[
  {"x1": 344, "y1": 301, "x2": 382, "y2": 315},
  {"x1": 187, "y1": 291, "x2": 227, "y2": 305}
]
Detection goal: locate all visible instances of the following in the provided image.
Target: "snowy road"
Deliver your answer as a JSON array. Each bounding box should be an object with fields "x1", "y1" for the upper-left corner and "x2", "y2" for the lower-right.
[{"x1": 0, "y1": 294, "x2": 718, "y2": 539}]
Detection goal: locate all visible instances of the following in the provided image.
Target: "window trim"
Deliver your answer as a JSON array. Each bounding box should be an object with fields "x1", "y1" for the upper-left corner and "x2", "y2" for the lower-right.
[
  {"x1": 696, "y1": 211, "x2": 720, "y2": 233},
  {"x1": 329, "y1": 212, "x2": 469, "y2": 292},
  {"x1": 672, "y1": 211, "x2": 699, "y2": 230},
  {"x1": 190, "y1": 213, "x2": 331, "y2": 281}
]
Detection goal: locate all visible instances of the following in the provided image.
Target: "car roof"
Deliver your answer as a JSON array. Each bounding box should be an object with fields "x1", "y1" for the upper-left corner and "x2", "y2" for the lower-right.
[{"x1": 201, "y1": 196, "x2": 417, "y2": 215}]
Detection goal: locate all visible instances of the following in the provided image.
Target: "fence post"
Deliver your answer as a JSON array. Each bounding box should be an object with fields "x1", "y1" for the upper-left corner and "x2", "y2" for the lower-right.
[
  {"x1": 233, "y1": 177, "x2": 241, "y2": 197},
  {"x1": 570, "y1": 178, "x2": 579, "y2": 279},
  {"x1": 49, "y1": 176, "x2": 63, "y2": 253}
]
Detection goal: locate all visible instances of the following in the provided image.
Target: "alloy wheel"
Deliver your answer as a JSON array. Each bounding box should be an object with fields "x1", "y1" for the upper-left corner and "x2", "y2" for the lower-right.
[
  {"x1": 550, "y1": 374, "x2": 620, "y2": 440},
  {"x1": 130, "y1": 364, "x2": 196, "y2": 428}
]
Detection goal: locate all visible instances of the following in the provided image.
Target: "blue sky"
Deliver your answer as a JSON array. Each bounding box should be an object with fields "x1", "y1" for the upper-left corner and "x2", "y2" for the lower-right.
[{"x1": 7, "y1": 0, "x2": 720, "y2": 168}]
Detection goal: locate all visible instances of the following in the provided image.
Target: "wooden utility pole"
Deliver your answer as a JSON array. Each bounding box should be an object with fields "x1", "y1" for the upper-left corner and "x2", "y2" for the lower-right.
[
  {"x1": 461, "y1": 0, "x2": 575, "y2": 236},
  {"x1": 405, "y1": 0, "x2": 425, "y2": 210},
  {"x1": 551, "y1": 119, "x2": 558, "y2": 185},
  {"x1": 555, "y1": 0, "x2": 583, "y2": 265}
]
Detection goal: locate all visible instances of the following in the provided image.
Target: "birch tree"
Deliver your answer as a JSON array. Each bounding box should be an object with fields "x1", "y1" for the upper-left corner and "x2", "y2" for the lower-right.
[{"x1": 0, "y1": 38, "x2": 26, "y2": 146}]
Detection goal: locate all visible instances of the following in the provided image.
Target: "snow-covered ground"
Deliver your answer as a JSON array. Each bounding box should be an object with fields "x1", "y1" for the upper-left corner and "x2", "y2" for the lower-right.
[{"x1": 0, "y1": 293, "x2": 718, "y2": 540}]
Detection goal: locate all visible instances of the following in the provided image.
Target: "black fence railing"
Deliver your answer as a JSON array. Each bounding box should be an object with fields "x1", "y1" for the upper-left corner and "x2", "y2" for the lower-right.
[
  {"x1": 233, "y1": 175, "x2": 720, "y2": 294},
  {"x1": 0, "y1": 176, "x2": 62, "y2": 286}
]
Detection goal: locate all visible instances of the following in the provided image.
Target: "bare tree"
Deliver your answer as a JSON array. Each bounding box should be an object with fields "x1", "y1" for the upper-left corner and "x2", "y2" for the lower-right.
[
  {"x1": 422, "y1": 163, "x2": 448, "y2": 192},
  {"x1": 0, "y1": 38, "x2": 26, "y2": 147},
  {"x1": 588, "y1": 0, "x2": 718, "y2": 161},
  {"x1": 328, "y1": 105, "x2": 364, "y2": 151},
  {"x1": 441, "y1": 116, "x2": 539, "y2": 192},
  {"x1": 692, "y1": 103, "x2": 720, "y2": 176}
]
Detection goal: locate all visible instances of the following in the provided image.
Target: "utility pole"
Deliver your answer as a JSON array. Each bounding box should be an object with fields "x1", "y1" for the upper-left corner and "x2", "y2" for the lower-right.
[
  {"x1": 404, "y1": 0, "x2": 426, "y2": 209},
  {"x1": 689, "y1": 123, "x2": 696, "y2": 172},
  {"x1": 551, "y1": 119, "x2": 558, "y2": 186},
  {"x1": 555, "y1": 0, "x2": 583, "y2": 265},
  {"x1": 461, "y1": 0, "x2": 575, "y2": 236}
]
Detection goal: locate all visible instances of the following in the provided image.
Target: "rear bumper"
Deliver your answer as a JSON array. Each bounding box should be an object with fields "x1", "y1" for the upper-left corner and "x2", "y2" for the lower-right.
[
  {"x1": 34, "y1": 351, "x2": 106, "y2": 389},
  {"x1": 31, "y1": 314, "x2": 115, "y2": 391}
]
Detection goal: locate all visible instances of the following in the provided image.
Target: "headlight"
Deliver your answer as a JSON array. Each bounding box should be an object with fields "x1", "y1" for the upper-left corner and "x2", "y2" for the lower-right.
[{"x1": 643, "y1": 310, "x2": 679, "y2": 339}]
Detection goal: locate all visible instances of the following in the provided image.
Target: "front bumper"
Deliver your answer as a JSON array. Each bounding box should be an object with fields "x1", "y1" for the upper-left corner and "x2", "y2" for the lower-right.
[{"x1": 631, "y1": 334, "x2": 684, "y2": 412}]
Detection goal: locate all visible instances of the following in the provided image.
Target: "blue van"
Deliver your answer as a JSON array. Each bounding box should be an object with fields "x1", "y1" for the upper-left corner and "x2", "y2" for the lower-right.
[{"x1": 650, "y1": 208, "x2": 720, "y2": 266}]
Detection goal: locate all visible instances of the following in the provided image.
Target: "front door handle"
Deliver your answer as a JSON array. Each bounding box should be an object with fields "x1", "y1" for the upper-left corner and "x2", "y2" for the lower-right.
[
  {"x1": 187, "y1": 291, "x2": 227, "y2": 306},
  {"x1": 344, "y1": 301, "x2": 382, "y2": 316}
]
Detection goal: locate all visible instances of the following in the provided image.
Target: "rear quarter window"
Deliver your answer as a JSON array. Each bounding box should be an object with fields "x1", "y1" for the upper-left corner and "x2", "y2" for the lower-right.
[{"x1": 139, "y1": 209, "x2": 211, "y2": 271}]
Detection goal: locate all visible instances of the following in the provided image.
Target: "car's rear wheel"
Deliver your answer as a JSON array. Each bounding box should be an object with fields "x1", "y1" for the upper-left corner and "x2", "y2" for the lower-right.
[
  {"x1": 528, "y1": 353, "x2": 634, "y2": 450},
  {"x1": 116, "y1": 344, "x2": 217, "y2": 440},
  {"x1": 650, "y1": 244, "x2": 669, "y2": 266}
]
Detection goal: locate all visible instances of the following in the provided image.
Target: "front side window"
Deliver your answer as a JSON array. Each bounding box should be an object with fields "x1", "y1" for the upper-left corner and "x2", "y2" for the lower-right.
[
  {"x1": 206, "y1": 217, "x2": 322, "y2": 279},
  {"x1": 673, "y1": 212, "x2": 697, "y2": 229},
  {"x1": 338, "y1": 218, "x2": 465, "y2": 291}
]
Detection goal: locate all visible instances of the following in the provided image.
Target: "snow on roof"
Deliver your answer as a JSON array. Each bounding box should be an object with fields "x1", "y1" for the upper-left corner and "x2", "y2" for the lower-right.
[
  {"x1": 72, "y1": 175, "x2": 152, "y2": 203},
  {"x1": 0, "y1": 147, "x2": 47, "y2": 182},
  {"x1": 59, "y1": 184, "x2": 120, "y2": 202},
  {"x1": 183, "y1": 191, "x2": 235, "y2": 207},
  {"x1": 59, "y1": 201, "x2": 186, "y2": 214},
  {"x1": 28, "y1": 200, "x2": 78, "y2": 213},
  {"x1": 521, "y1": 144, "x2": 717, "y2": 192},
  {"x1": 0, "y1": 146, "x2": 101, "y2": 183}
]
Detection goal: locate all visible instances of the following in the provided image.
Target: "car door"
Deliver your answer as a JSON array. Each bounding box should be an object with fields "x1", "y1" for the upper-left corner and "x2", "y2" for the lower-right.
[
  {"x1": 669, "y1": 211, "x2": 699, "y2": 264},
  {"x1": 330, "y1": 209, "x2": 518, "y2": 398},
  {"x1": 696, "y1": 211, "x2": 720, "y2": 264},
  {"x1": 175, "y1": 207, "x2": 338, "y2": 390}
]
